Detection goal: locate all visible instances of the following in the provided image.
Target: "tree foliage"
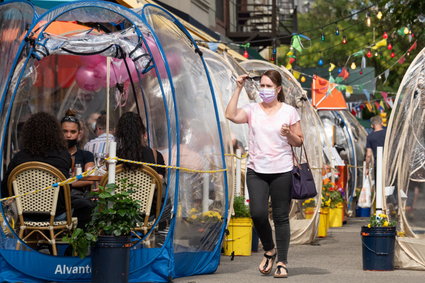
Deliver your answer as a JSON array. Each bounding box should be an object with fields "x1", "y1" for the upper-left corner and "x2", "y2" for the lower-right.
[{"x1": 277, "y1": 0, "x2": 424, "y2": 94}]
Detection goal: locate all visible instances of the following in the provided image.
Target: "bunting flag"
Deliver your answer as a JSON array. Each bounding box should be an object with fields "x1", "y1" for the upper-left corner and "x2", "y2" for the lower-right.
[
  {"x1": 361, "y1": 56, "x2": 366, "y2": 69},
  {"x1": 291, "y1": 35, "x2": 303, "y2": 53},
  {"x1": 398, "y1": 56, "x2": 406, "y2": 64},
  {"x1": 338, "y1": 67, "x2": 350, "y2": 80},
  {"x1": 365, "y1": 102, "x2": 373, "y2": 112},
  {"x1": 384, "y1": 69, "x2": 390, "y2": 82},
  {"x1": 363, "y1": 88, "x2": 371, "y2": 101},
  {"x1": 311, "y1": 75, "x2": 348, "y2": 110},
  {"x1": 380, "y1": 100, "x2": 386, "y2": 111},
  {"x1": 346, "y1": 85, "x2": 353, "y2": 94},
  {"x1": 207, "y1": 42, "x2": 219, "y2": 52},
  {"x1": 292, "y1": 70, "x2": 301, "y2": 79},
  {"x1": 371, "y1": 39, "x2": 387, "y2": 50},
  {"x1": 408, "y1": 41, "x2": 417, "y2": 52},
  {"x1": 386, "y1": 97, "x2": 394, "y2": 108},
  {"x1": 353, "y1": 50, "x2": 364, "y2": 57}
]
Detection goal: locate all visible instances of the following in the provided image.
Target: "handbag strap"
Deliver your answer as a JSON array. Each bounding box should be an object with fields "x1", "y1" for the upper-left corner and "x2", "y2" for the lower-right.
[{"x1": 291, "y1": 144, "x2": 309, "y2": 166}]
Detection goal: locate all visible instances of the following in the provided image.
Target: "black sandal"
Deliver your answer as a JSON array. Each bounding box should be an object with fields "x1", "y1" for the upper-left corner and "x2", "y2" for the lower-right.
[
  {"x1": 259, "y1": 252, "x2": 276, "y2": 275},
  {"x1": 273, "y1": 264, "x2": 288, "y2": 278}
]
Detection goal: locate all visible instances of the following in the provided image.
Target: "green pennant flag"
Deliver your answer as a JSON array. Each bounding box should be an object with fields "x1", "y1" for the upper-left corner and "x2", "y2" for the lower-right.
[
  {"x1": 329, "y1": 75, "x2": 335, "y2": 83},
  {"x1": 291, "y1": 35, "x2": 303, "y2": 53},
  {"x1": 336, "y1": 85, "x2": 346, "y2": 91},
  {"x1": 353, "y1": 50, "x2": 364, "y2": 57},
  {"x1": 335, "y1": 77, "x2": 344, "y2": 84}
]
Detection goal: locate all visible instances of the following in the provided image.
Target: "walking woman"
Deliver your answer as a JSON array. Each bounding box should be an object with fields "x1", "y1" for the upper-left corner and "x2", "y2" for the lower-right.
[{"x1": 225, "y1": 70, "x2": 303, "y2": 278}]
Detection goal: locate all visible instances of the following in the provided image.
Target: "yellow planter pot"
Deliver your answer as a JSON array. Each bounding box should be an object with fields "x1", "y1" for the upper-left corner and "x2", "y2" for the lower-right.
[
  {"x1": 304, "y1": 207, "x2": 315, "y2": 219},
  {"x1": 223, "y1": 217, "x2": 253, "y2": 256},
  {"x1": 329, "y1": 205, "x2": 343, "y2": 227},
  {"x1": 318, "y1": 208, "x2": 329, "y2": 237}
]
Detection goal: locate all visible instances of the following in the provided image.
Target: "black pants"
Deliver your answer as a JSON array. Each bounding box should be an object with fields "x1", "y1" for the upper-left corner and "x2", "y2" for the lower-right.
[{"x1": 246, "y1": 168, "x2": 292, "y2": 264}]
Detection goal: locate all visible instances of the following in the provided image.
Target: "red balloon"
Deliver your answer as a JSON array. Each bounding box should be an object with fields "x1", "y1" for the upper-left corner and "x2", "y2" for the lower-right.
[{"x1": 75, "y1": 65, "x2": 103, "y2": 92}]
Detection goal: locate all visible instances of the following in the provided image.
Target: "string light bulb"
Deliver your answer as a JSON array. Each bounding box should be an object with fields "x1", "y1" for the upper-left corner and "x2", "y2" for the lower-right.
[
  {"x1": 382, "y1": 32, "x2": 388, "y2": 39},
  {"x1": 317, "y1": 58, "x2": 324, "y2": 66},
  {"x1": 366, "y1": 50, "x2": 373, "y2": 58},
  {"x1": 335, "y1": 26, "x2": 340, "y2": 36},
  {"x1": 377, "y1": 11, "x2": 383, "y2": 20},
  {"x1": 321, "y1": 31, "x2": 325, "y2": 41},
  {"x1": 243, "y1": 50, "x2": 249, "y2": 58},
  {"x1": 350, "y1": 62, "x2": 357, "y2": 69},
  {"x1": 390, "y1": 52, "x2": 395, "y2": 58},
  {"x1": 300, "y1": 76, "x2": 306, "y2": 83},
  {"x1": 342, "y1": 36, "x2": 347, "y2": 44},
  {"x1": 374, "y1": 52, "x2": 379, "y2": 57},
  {"x1": 387, "y1": 43, "x2": 393, "y2": 50},
  {"x1": 403, "y1": 27, "x2": 409, "y2": 34},
  {"x1": 366, "y1": 12, "x2": 371, "y2": 27}
]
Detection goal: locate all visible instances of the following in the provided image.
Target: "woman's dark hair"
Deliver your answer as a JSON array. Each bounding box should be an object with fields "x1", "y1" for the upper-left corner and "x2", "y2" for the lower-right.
[
  {"x1": 115, "y1": 112, "x2": 147, "y2": 170},
  {"x1": 61, "y1": 109, "x2": 81, "y2": 131},
  {"x1": 262, "y1": 70, "x2": 284, "y2": 102},
  {"x1": 21, "y1": 112, "x2": 66, "y2": 156}
]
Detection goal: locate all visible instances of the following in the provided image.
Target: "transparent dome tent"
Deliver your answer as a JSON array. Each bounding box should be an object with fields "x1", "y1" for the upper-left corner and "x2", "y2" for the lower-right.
[
  {"x1": 0, "y1": 1, "x2": 231, "y2": 281},
  {"x1": 318, "y1": 110, "x2": 367, "y2": 212},
  {"x1": 383, "y1": 47, "x2": 425, "y2": 270},
  {"x1": 240, "y1": 60, "x2": 326, "y2": 244}
]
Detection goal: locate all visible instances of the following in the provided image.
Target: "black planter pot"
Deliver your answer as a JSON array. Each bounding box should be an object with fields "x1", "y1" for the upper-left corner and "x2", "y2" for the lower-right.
[
  {"x1": 92, "y1": 235, "x2": 131, "y2": 283},
  {"x1": 361, "y1": 226, "x2": 396, "y2": 271}
]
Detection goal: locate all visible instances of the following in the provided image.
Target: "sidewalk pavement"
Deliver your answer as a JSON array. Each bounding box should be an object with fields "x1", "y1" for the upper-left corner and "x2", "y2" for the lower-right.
[{"x1": 174, "y1": 218, "x2": 425, "y2": 283}]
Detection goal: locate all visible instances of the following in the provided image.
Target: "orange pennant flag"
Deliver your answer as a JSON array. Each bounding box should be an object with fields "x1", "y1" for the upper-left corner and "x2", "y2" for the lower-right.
[{"x1": 312, "y1": 75, "x2": 348, "y2": 110}]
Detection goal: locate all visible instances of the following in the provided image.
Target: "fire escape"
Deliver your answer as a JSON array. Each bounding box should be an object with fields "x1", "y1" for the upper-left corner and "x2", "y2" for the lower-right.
[{"x1": 227, "y1": 0, "x2": 297, "y2": 49}]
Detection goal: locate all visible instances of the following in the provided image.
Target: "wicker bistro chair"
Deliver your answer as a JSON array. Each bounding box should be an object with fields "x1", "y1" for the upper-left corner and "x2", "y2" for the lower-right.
[
  {"x1": 99, "y1": 164, "x2": 163, "y2": 242},
  {"x1": 7, "y1": 162, "x2": 77, "y2": 255}
]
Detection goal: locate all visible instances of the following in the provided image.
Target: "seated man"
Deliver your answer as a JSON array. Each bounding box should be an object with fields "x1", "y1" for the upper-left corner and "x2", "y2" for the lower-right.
[{"x1": 84, "y1": 113, "x2": 115, "y2": 156}]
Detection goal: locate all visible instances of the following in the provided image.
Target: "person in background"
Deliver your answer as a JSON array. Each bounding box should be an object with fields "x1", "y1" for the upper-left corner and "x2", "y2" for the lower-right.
[
  {"x1": 365, "y1": 115, "x2": 387, "y2": 176},
  {"x1": 84, "y1": 113, "x2": 115, "y2": 156},
  {"x1": 2, "y1": 112, "x2": 72, "y2": 219},
  {"x1": 61, "y1": 109, "x2": 95, "y2": 229},
  {"x1": 225, "y1": 70, "x2": 303, "y2": 278}
]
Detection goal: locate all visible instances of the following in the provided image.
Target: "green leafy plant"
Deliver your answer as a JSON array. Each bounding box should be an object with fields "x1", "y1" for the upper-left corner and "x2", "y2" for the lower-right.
[
  {"x1": 368, "y1": 213, "x2": 396, "y2": 228},
  {"x1": 232, "y1": 196, "x2": 250, "y2": 217},
  {"x1": 321, "y1": 182, "x2": 331, "y2": 208},
  {"x1": 64, "y1": 179, "x2": 143, "y2": 258}
]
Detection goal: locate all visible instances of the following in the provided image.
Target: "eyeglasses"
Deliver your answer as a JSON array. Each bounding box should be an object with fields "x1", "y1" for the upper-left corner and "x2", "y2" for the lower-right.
[
  {"x1": 246, "y1": 75, "x2": 261, "y2": 82},
  {"x1": 61, "y1": 116, "x2": 79, "y2": 123}
]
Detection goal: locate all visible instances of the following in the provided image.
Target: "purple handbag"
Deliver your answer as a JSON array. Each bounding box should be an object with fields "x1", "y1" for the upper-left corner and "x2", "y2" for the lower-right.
[{"x1": 291, "y1": 145, "x2": 317, "y2": 200}]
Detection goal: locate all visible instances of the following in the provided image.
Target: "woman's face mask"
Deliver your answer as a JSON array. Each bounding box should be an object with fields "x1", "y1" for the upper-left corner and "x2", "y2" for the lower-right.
[{"x1": 259, "y1": 88, "x2": 277, "y2": 103}]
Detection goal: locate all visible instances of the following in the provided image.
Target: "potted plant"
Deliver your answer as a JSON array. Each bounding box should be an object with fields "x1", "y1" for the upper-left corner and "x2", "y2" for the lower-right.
[
  {"x1": 327, "y1": 181, "x2": 344, "y2": 227},
  {"x1": 302, "y1": 198, "x2": 316, "y2": 219},
  {"x1": 186, "y1": 208, "x2": 223, "y2": 250},
  {"x1": 361, "y1": 213, "x2": 397, "y2": 271},
  {"x1": 223, "y1": 196, "x2": 252, "y2": 256},
  {"x1": 64, "y1": 180, "x2": 143, "y2": 283},
  {"x1": 318, "y1": 183, "x2": 332, "y2": 237}
]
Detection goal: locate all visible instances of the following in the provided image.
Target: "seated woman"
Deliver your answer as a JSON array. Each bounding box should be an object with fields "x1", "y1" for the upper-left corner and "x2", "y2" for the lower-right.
[
  {"x1": 115, "y1": 112, "x2": 165, "y2": 178},
  {"x1": 2, "y1": 112, "x2": 72, "y2": 219},
  {"x1": 115, "y1": 112, "x2": 168, "y2": 242},
  {"x1": 60, "y1": 109, "x2": 96, "y2": 229}
]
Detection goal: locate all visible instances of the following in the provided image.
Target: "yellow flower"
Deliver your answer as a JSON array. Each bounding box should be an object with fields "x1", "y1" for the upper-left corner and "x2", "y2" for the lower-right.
[
  {"x1": 367, "y1": 224, "x2": 371, "y2": 228},
  {"x1": 383, "y1": 221, "x2": 389, "y2": 227},
  {"x1": 190, "y1": 214, "x2": 197, "y2": 220}
]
